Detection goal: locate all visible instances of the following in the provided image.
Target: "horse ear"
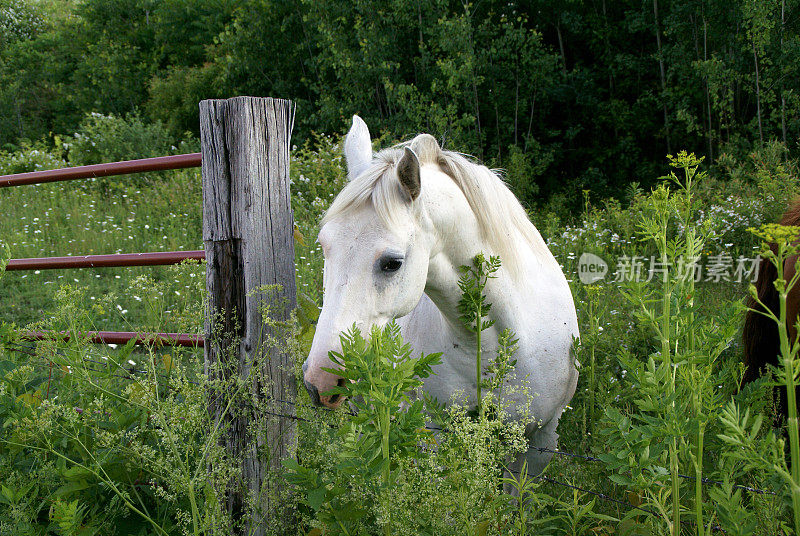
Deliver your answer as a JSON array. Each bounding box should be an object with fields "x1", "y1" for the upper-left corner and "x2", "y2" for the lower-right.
[
  {"x1": 344, "y1": 115, "x2": 372, "y2": 181},
  {"x1": 410, "y1": 133, "x2": 440, "y2": 164},
  {"x1": 397, "y1": 147, "x2": 421, "y2": 201}
]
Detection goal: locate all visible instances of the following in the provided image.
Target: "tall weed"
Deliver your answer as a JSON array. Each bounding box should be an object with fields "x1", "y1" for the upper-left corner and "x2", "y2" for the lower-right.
[{"x1": 598, "y1": 152, "x2": 744, "y2": 535}]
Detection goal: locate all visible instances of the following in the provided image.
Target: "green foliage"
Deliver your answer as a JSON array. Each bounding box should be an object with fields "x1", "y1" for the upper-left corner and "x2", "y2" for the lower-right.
[
  {"x1": 287, "y1": 320, "x2": 566, "y2": 535},
  {"x1": 0, "y1": 241, "x2": 9, "y2": 275},
  {"x1": 291, "y1": 133, "x2": 349, "y2": 309},
  {"x1": 8, "y1": 0, "x2": 800, "y2": 206},
  {"x1": 0, "y1": 288, "x2": 232, "y2": 534},
  {"x1": 64, "y1": 112, "x2": 179, "y2": 166},
  {"x1": 325, "y1": 323, "x2": 441, "y2": 489},
  {"x1": 717, "y1": 140, "x2": 800, "y2": 224},
  {"x1": 597, "y1": 152, "x2": 746, "y2": 535},
  {"x1": 286, "y1": 322, "x2": 441, "y2": 535},
  {"x1": 0, "y1": 275, "x2": 307, "y2": 535},
  {"x1": 0, "y1": 141, "x2": 66, "y2": 175},
  {"x1": 707, "y1": 475, "x2": 760, "y2": 536},
  {"x1": 0, "y1": 0, "x2": 43, "y2": 48},
  {"x1": 720, "y1": 223, "x2": 800, "y2": 535},
  {"x1": 49, "y1": 498, "x2": 99, "y2": 536},
  {"x1": 147, "y1": 63, "x2": 227, "y2": 136},
  {"x1": 481, "y1": 328, "x2": 518, "y2": 397},
  {"x1": 457, "y1": 253, "x2": 501, "y2": 335},
  {"x1": 56, "y1": 111, "x2": 194, "y2": 194},
  {"x1": 457, "y1": 253, "x2": 501, "y2": 418},
  {"x1": 575, "y1": 284, "x2": 606, "y2": 443}
]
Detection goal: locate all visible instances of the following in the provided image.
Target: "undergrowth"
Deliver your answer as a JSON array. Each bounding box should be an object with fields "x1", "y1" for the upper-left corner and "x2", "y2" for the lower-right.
[{"x1": 2, "y1": 119, "x2": 800, "y2": 534}]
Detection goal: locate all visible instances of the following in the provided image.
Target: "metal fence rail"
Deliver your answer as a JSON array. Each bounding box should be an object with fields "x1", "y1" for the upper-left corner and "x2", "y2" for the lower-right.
[
  {"x1": 6, "y1": 250, "x2": 206, "y2": 271},
  {"x1": 0, "y1": 153, "x2": 201, "y2": 187},
  {"x1": 22, "y1": 331, "x2": 203, "y2": 347},
  {"x1": 0, "y1": 153, "x2": 205, "y2": 346}
]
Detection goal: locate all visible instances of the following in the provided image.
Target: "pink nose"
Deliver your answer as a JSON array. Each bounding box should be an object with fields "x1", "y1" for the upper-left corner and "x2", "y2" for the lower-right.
[
  {"x1": 319, "y1": 379, "x2": 346, "y2": 409},
  {"x1": 302, "y1": 359, "x2": 345, "y2": 409}
]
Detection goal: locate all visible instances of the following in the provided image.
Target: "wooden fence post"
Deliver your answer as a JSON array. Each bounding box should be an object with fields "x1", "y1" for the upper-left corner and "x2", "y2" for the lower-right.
[{"x1": 200, "y1": 96, "x2": 297, "y2": 534}]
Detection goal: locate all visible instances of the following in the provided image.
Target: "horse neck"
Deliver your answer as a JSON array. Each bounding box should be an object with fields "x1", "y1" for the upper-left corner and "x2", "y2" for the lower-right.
[
  {"x1": 423, "y1": 219, "x2": 549, "y2": 343},
  {"x1": 416, "y1": 167, "x2": 564, "y2": 344}
]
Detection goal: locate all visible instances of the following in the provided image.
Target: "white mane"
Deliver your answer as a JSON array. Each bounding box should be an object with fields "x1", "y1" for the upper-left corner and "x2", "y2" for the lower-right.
[{"x1": 322, "y1": 134, "x2": 555, "y2": 278}]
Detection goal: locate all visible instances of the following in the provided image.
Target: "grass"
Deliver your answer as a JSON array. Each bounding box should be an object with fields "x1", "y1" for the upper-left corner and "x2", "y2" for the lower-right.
[
  {"x1": 1, "y1": 137, "x2": 798, "y2": 535},
  {"x1": 0, "y1": 169, "x2": 203, "y2": 329}
]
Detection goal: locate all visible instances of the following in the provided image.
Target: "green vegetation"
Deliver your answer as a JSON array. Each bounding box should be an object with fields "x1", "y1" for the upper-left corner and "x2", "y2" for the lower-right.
[
  {"x1": 0, "y1": 282, "x2": 231, "y2": 535},
  {"x1": 2, "y1": 128, "x2": 800, "y2": 533},
  {"x1": 284, "y1": 323, "x2": 443, "y2": 535},
  {"x1": 4, "y1": 2, "x2": 800, "y2": 529},
  {"x1": 456, "y1": 253, "x2": 501, "y2": 420},
  {"x1": 597, "y1": 153, "x2": 740, "y2": 535},
  {"x1": 4, "y1": 0, "x2": 800, "y2": 206}
]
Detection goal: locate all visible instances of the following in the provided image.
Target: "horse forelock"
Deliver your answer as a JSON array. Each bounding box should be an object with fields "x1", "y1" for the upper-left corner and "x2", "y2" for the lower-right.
[{"x1": 322, "y1": 137, "x2": 556, "y2": 279}]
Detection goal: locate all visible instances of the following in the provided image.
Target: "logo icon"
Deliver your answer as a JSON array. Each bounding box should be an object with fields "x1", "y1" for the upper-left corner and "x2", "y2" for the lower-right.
[{"x1": 578, "y1": 252, "x2": 608, "y2": 284}]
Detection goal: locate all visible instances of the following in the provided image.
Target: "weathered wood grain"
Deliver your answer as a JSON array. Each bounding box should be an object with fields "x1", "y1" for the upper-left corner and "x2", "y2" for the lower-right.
[{"x1": 200, "y1": 96, "x2": 296, "y2": 535}]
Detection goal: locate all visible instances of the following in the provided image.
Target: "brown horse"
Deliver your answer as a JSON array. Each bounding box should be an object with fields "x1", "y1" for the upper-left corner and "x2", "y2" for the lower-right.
[{"x1": 742, "y1": 199, "x2": 800, "y2": 419}]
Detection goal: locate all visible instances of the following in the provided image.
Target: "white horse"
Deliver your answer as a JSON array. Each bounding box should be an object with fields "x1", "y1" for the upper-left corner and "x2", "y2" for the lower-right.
[{"x1": 302, "y1": 116, "x2": 579, "y2": 476}]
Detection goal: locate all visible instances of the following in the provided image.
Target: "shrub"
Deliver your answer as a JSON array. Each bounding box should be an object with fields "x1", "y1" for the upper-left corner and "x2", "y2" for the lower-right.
[
  {"x1": 59, "y1": 112, "x2": 198, "y2": 194},
  {"x1": 0, "y1": 142, "x2": 66, "y2": 175},
  {"x1": 285, "y1": 322, "x2": 542, "y2": 536},
  {"x1": 717, "y1": 140, "x2": 800, "y2": 224},
  {"x1": 147, "y1": 64, "x2": 226, "y2": 138},
  {"x1": 0, "y1": 277, "x2": 233, "y2": 535},
  {"x1": 64, "y1": 112, "x2": 177, "y2": 167}
]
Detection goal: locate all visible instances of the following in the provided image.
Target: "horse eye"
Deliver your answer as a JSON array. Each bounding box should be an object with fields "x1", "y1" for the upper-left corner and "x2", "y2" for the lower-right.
[{"x1": 381, "y1": 258, "x2": 403, "y2": 273}]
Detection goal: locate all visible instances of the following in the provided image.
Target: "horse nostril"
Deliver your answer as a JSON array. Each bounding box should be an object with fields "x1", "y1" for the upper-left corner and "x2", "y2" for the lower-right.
[{"x1": 328, "y1": 378, "x2": 347, "y2": 405}]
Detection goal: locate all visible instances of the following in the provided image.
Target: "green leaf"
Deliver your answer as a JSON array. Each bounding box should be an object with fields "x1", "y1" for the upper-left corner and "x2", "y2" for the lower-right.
[
  {"x1": 307, "y1": 486, "x2": 326, "y2": 512},
  {"x1": 609, "y1": 473, "x2": 632, "y2": 486},
  {"x1": 62, "y1": 465, "x2": 93, "y2": 481},
  {"x1": 53, "y1": 480, "x2": 92, "y2": 497},
  {"x1": 281, "y1": 458, "x2": 302, "y2": 472}
]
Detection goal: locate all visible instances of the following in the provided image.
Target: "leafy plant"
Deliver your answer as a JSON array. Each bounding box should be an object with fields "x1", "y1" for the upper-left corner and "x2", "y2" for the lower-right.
[
  {"x1": 0, "y1": 240, "x2": 8, "y2": 274},
  {"x1": 718, "y1": 223, "x2": 800, "y2": 535},
  {"x1": 284, "y1": 322, "x2": 441, "y2": 535},
  {"x1": 598, "y1": 152, "x2": 742, "y2": 535},
  {"x1": 49, "y1": 498, "x2": 99, "y2": 536},
  {"x1": 457, "y1": 253, "x2": 501, "y2": 418},
  {"x1": 0, "y1": 278, "x2": 254, "y2": 535}
]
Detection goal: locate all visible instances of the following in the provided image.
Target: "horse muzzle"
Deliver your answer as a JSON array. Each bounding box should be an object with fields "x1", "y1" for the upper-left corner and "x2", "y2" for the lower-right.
[{"x1": 302, "y1": 358, "x2": 346, "y2": 409}]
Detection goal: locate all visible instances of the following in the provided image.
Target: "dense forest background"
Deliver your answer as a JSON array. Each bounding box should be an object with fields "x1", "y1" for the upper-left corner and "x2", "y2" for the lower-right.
[{"x1": 1, "y1": 0, "x2": 798, "y2": 205}]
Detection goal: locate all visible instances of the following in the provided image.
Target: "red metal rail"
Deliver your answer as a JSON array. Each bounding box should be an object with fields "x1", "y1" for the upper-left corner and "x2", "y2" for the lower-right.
[
  {"x1": 2, "y1": 154, "x2": 206, "y2": 347},
  {"x1": 6, "y1": 250, "x2": 205, "y2": 271},
  {"x1": 23, "y1": 331, "x2": 204, "y2": 347},
  {"x1": 0, "y1": 153, "x2": 201, "y2": 187}
]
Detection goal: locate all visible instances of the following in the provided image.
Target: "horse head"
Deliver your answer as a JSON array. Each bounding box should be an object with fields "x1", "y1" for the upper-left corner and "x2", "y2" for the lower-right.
[{"x1": 302, "y1": 116, "x2": 451, "y2": 408}]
